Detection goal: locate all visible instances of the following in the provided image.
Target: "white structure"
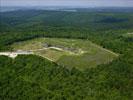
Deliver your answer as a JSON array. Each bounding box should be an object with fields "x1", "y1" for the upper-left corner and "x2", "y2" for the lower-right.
[{"x1": 0, "y1": 50, "x2": 33, "y2": 58}]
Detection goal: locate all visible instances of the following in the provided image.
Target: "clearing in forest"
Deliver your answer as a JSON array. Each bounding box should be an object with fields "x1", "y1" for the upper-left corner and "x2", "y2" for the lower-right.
[{"x1": 11, "y1": 38, "x2": 118, "y2": 70}]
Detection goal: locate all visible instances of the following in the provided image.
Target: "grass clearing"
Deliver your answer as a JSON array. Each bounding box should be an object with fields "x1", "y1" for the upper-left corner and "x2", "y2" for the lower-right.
[{"x1": 11, "y1": 38, "x2": 118, "y2": 70}]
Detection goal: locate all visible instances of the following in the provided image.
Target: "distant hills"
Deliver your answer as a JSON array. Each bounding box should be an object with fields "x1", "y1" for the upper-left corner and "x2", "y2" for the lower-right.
[{"x1": 1, "y1": 6, "x2": 133, "y2": 12}]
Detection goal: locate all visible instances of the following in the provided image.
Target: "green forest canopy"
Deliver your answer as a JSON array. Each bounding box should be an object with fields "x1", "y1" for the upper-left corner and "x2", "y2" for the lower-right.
[{"x1": 0, "y1": 10, "x2": 133, "y2": 99}]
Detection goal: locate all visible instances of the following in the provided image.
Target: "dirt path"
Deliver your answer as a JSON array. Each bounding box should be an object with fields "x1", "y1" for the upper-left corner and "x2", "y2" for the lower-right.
[{"x1": 29, "y1": 46, "x2": 84, "y2": 55}]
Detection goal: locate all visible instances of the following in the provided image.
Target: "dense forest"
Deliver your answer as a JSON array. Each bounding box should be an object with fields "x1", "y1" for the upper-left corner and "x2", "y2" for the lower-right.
[
  {"x1": 0, "y1": 9, "x2": 133, "y2": 99},
  {"x1": 0, "y1": 54, "x2": 133, "y2": 100}
]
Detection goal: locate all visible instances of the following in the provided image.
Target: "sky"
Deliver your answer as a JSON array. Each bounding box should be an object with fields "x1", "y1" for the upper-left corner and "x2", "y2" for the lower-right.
[{"x1": 1, "y1": 0, "x2": 133, "y2": 7}]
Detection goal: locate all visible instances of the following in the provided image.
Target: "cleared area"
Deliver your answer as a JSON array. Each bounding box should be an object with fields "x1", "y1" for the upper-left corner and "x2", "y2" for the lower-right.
[{"x1": 11, "y1": 38, "x2": 118, "y2": 70}]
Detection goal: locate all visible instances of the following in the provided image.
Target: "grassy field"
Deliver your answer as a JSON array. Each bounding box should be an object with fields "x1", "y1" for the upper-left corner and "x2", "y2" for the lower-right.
[{"x1": 11, "y1": 38, "x2": 118, "y2": 70}]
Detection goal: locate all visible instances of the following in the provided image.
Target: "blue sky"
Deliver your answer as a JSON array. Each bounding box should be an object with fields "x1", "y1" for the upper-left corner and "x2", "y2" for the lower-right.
[{"x1": 1, "y1": 0, "x2": 133, "y2": 7}]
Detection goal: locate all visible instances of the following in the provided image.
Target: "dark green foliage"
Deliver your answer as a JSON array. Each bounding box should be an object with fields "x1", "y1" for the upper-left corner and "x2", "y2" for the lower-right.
[
  {"x1": 0, "y1": 55, "x2": 133, "y2": 100},
  {"x1": 98, "y1": 17, "x2": 128, "y2": 23}
]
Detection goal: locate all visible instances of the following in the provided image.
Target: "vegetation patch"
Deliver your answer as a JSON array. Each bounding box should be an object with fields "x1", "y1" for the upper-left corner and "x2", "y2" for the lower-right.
[{"x1": 98, "y1": 17, "x2": 128, "y2": 23}]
